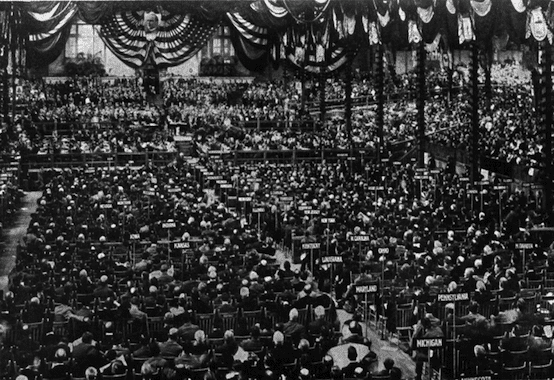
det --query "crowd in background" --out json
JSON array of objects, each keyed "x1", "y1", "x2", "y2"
[{"x1": 0, "y1": 61, "x2": 543, "y2": 168}]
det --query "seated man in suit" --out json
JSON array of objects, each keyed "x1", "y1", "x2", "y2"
[
  {"x1": 241, "y1": 325, "x2": 264, "y2": 353},
  {"x1": 283, "y1": 308, "x2": 306, "y2": 344},
  {"x1": 342, "y1": 346, "x2": 366, "y2": 378}
]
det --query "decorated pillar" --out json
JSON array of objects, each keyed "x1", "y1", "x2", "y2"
[
  {"x1": 10, "y1": 6, "x2": 18, "y2": 130},
  {"x1": 540, "y1": 41, "x2": 553, "y2": 217},
  {"x1": 345, "y1": 60, "x2": 352, "y2": 147},
  {"x1": 319, "y1": 72, "x2": 326, "y2": 122},
  {"x1": 376, "y1": 44, "x2": 384, "y2": 161},
  {"x1": 469, "y1": 42, "x2": 480, "y2": 183},
  {"x1": 417, "y1": 41, "x2": 426, "y2": 167}
]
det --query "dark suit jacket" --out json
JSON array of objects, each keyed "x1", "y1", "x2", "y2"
[
  {"x1": 159, "y1": 340, "x2": 183, "y2": 358},
  {"x1": 283, "y1": 320, "x2": 306, "y2": 340},
  {"x1": 241, "y1": 338, "x2": 264, "y2": 352}
]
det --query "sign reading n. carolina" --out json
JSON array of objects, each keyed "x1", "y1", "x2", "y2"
[
  {"x1": 415, "y1": 338, "x2": 444, "y2": 348},
  {"x1": 354, "y1": 284, "x2": 378, "y2": 294},
  {"x1": 437, "y1": 293, "x2": 470, "y2": 302},
  {"x1": 321, "y1": 256, "x2": 343, "y2": 264},
  {"x1": 302, "y1": 243, "x2": 321, "y2": 250}
]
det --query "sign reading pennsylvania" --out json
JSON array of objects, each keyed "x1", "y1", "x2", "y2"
[
  {"x1": 354, "y1": 284, "x2": 378, "y2": 294},
  {"x1": 350, "y1": 235, "x2": 371, "y2": 242},
  {"x1": 302, "y1": 243, "x2": 321, "y2": 250},
  {"x1": 437, "y1": 293, "x2": 470, "y2": 302},
  {"x1": 415, "y1": 338, "x2": 444, "y2": 348},
  {"x1": 321, "y1": 256, "x2": 343, "y2": 264}
]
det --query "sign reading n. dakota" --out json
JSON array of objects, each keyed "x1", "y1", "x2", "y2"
[
  {"x1": 515, "y1": 242, "x2": 535, "y2": 250},
  {"x1": 437, "y1": 293, "x2": 470, "y2": 302}
]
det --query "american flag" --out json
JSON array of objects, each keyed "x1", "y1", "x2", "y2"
[{"x1": 100, "y1": 10, "x2": 220, "y2": 69}]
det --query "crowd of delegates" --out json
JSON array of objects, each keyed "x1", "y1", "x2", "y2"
[
  {"x1": 1, "y1": 151, "x2": 552, "y2": 380},
  {"x1": 0, "y1": 157, "x2": 395, "y2": 380},
  {"x1": 199, "y1": 156, "x2": 548, "y2": 379},
  {"x1": 0, "y1": 169, "x2": 24, "y2": 237}
]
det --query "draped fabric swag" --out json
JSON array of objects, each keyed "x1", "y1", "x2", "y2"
[{"x1": 16, "y1": 0, "x2": 554, "y2": 72}]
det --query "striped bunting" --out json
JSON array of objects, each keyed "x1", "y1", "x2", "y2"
[
  {"x1": 227, "y1": 12, "x2": 269, "y2": 47},
  {"x1": 99, "y1": 11, "x2": 219, "y2": 69}
]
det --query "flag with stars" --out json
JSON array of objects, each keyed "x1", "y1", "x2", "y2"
[{"x1": 100, "y1": 10, "x2": 220, "y2": 69}]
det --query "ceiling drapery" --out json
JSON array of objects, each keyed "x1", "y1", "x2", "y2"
[{"x1": 13, "y1": 0, "x2": 554, "y2": 72}]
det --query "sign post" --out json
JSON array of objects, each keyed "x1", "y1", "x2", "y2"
[
  {"x1": 302, "y1": 242, "x2": 321, "y2": 273},
  {"x1": 321, "y1": 217, "x2": 336, "y2": 255},
  {"x1": 321, "y1": 255, "x2": 343, "y2": 294},
  {"x1": 437, "y1": 292, "x2": 469, "y2": 379},
  {"x1": 415, "y1": 338, "x2": 445, "y2": 380},
  {"x1": 238, "y1": 196, "x2": 252, "y2": 218},
  {"x1": 252, "y1": 206, "x2": 264, "y2": 235},
  {"x1": 354, "y1": 283, "x2": 379, "y2": 333},
  {"x1": 162, "y1": 221, "x2": 177, "y2": 262},
  {"x1": 349, "y1": 235, "x2": 371, "y2": 265},
  {"x1": 129, "y1": 233, "x2": 140, "y2": 265},
  {"x1": 494, "y1": 185, "x2": 507, "y2": 231},
  {"x1": 515, "y1": 242, "x2": 535, "y2": 273}
]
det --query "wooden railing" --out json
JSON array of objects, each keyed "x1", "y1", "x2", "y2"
[
  {"x1": 203, "y1": 148, "x2": 375, "y2": 164},
  {"x1": 19, "y1": 151, "x2": 178, "y2": 171}
]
